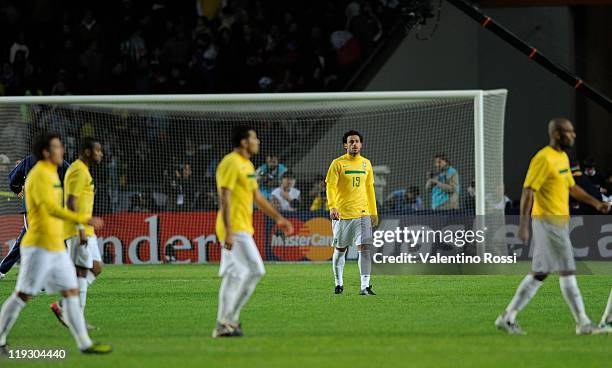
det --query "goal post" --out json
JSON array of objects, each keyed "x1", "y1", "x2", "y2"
[{"x1": 0, "y1": 90, "x2": 507, "y2": 263}]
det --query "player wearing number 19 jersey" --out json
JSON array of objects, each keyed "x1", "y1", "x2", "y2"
[{"x1": 326, "y1": 130, "x2": 378, "y2": 295}]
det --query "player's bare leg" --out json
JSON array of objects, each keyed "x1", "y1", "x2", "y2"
[{"x1": 332, "y1": 247, "x2": 346, "y2": 294}]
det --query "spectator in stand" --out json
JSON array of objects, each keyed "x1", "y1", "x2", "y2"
[
  {"x1": 425, "y1": 153, "x2": 459, "y2": 210},
  {"x1": 485, "y1": 184, "x2": 512, "y2": 211},
  {"x1": 0, "y1": 62, "x2": 16, "y2": 95},
  {"x1": 271, "y1": 171, "x2": 300, "y2": 212},
  {"x1": 603, "y1": 173, "x2": 612, "y2": 202},
  {"x1": 385, "y1": 186, "x2": 422, "y2": 211},
  {"x1": 256, "y1": 153, "x2": 287, "y2": 199},
  {"x1": 582, "y1": 157, "x2": 607, "y2": 194},
  {"x1": 121, "y1": 27, "x2": 147, "y2": 65},
  {"x1": 568, "y1": 152, "x2": 603, "y2": 213},
  {"x1": 9, "y1": 32, "x2": 29, "y2": 64},
  {"x1": 308, "y1": 175, "x2": 328, "y2": 212},
  {"x1": 347, "y1": 1, "x2": 383, "y2": 55},
  {"x1": 78, "y1": 10, "x2": 102, "y2": 48}
]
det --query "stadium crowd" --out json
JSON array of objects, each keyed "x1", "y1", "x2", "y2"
[{"x1": 0, "y1": 0, "x2": 400, "y2": 96}]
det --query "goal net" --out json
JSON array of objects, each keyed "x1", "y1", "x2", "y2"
[{"x1": 0, "y1": 91, "x2": 507, "y2": 264}]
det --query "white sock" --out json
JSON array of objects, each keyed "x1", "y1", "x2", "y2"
[
  {"x1": 217, "y1": 274, "x2": 240, "y2": 324},
  {"x1": 230, "y1": 274, "x2": 262, "y2": 323},
  {"x1": 332, "y1": 249, "x2": 345, "y2": 287},
  {"x1": 0, "y1": 293, "x2": 26, "y2": 346},
  {"x1": 602, "y1": 288, "x2": 612, "y2": 324},
  {"x1": 63, "y1": 296, "x2": 93, "y2": 350},
  {"x1": 505, "y1": 274, "x2": 542, "y2": 323},
  {"x1": 77, "y1": 277, "x2": 88, "y2": 312},
  {"x1": 358, "y1": 249, "x2": 371, "y2": 289},
  {"x1": 559, "y1": 275, "x2": 590, "y2": 325}
]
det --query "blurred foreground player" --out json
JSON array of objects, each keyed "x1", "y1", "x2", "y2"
[
  {"x1": 213, "y1": 126, "x2": 293, "y2": 338},
  {"x1": 0, "y1": 133, "x2": 111, "y2": 355},
  {"x1": 0, "y1": 154, "x2": 69, "y2": 279},
  {"x1": 495, "y1": 118, "x2": 612, "y2": 335}
]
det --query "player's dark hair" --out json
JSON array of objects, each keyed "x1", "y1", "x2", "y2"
[
  {"x1": 232, "y1": 126, "x2": 255, "y2": 148},
  {"x1": 32, "y1": 132, "x2": 61, "y2": 161},
  {"x1": 79, "y1": 136, "x2": 101, "y2": 154},
  {"x1": 342, "y1": 130, "x2": 363, "y2": 144},
  {"x1": 282, "y1": 171, "x2": 296, "y2": 180},
  {"x1": 435, "y1": 153, "x2": 449, "y2": 164}
]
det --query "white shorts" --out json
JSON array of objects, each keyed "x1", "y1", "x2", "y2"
[
  {"x1": 531, "y1": 218, "x2": 576, "y2": 273},
  {"x1": 219, "y1": 232, "x2": 265, "y2": 278},
  {"x1": 332, "y1": 216, "x2": 373, "y2": 248},
  {"x1": 15, "y1": 246, "x2": 78, "y2": 295},
  {"x1": 66, "y1": 235, "x2": 102, "y2": 269}
]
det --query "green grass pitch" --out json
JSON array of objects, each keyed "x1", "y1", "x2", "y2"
[{"x1": 0, "y1": 263, "x2": 610, "y2": 367}]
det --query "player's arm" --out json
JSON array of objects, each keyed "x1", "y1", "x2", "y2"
[
  {"x1": 518, "y1": 187, "x2": 534, "y2": 244},
  {"x1": 570, "y1": 185, "x2": 611, "y2": 214},
  {"x1": 218, "y1": 187, "x2": 235, "y2": 249},
  {"x1": 66, "y1": 194, "x2": 88, "y2": 245},
  {"x1": 519, "y1": 155, "x2": 548, "y2": 244},
  {"x1": 254, "y1": 190, "x2": 294, "y2": 235},
  {"x1": 325, "y1": 161, "x2": 340, "y2": 220},
  {"x1": 8, "y1": 157, "x2": 27, "y2": 195},
  {"x1": 32, "y1": 175, "x2": 102, "y2": 229},
  {"x1": 366, "y1": 161, "x2": 378, "y2": 226},
  {"x1": 65, "y1": 169, "x2": 89, "y2": 245},
  {"x1": 435, "y1": 172, "x2": 458, "y2": 193}
]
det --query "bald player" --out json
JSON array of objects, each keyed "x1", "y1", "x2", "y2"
[{"x1": 495, "y1": 118, "x2": 612, "y2": 335}]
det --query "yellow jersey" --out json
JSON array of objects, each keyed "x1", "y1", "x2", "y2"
[
  {"x1": 63, "y1": 159, "x2": 95, "y2": 238},
  {"x1": 22, "y1": 160, "x2": 89, "y2": 252},
  {"x1": 326, "y1": 153, "x2": 377, "y2": 219},
  {"x1": 523, "y1": 146, "x2": 575, "y2": 219},
  {"x1": 215, "y1": 151, "x2": 258, "y2": 242}
]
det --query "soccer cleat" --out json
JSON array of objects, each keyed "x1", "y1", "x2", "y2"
[
  {"x1": 599, "y1": 320, "x2": 612, "y2": 329},
  {"x1": 0, "y1": 344, "x2": 9, "y2": 357},
  {"x1": 334, "y1": 285, "x2": 343, "y2": 294},
  {"x1": 495, "y1": 313, "x2": 525, "y2": 335},
  {"x1": 212, "y1": 322, "x2": 241, "y2": 338},
  {"x1": 234, "y1": 323, "x2": 244, "y2": 337},
  {"x1": 359, "y1": 286, "x2": 376, "y2": 296},
  {"x1": 576, "y1": 323, "x2": 612, "y2": 335},
  {"x1": 81, "y1": 342, "x2": 113, "y2": 354},
  {"x1": 50, "y1": 301, "x2": 68, "y2": 328},
  {"x1": 0, "y1": 272, "x2": 5, "y2": 280}
]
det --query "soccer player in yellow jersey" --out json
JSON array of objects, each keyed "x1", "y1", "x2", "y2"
[
  {"x1": 0, "y1": 133, "x2": 112, "y2": 355},
  {"x1": 495, "y1": 119, "x2": 612, "y2": 335},
  {"x1": 50, "y1": 137, "x2": 104, "y2": 330},
  {"x1": 326, "y1": 130, "x2": 378, "y2": 295},
  {"x1": 213, "y1": 126, "x2": 294, "y2": 338}
]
